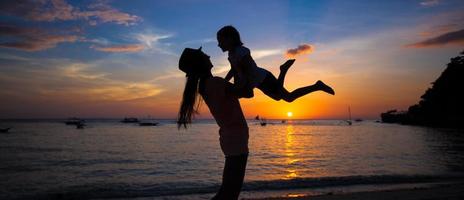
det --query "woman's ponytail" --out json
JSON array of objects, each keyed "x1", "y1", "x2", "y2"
[{"x1": 177, "y1": 75, "x2": 202, "y2": 128}]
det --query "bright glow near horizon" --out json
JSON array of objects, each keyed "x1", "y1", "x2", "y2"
[{"x1": 287, "y1": 112, "x2": 293, "y2": 118}]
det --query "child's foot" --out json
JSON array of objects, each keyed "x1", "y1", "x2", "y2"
[
  {"x1": 280, "y1": 59, "x2": 295, "y2": 72},
  {"x1": 316, "y1": 80, "x2": 335, "y2": 95}
]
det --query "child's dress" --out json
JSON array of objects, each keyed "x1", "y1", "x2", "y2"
[{"x1": 228, "y1": 46, "x2": 268, "y2": 90}]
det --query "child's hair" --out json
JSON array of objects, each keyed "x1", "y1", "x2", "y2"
[
  {"x1": 217, "y1": 25, "x2": 243, "y2": 47},
  {"x1": 177, "y1": 48, "x2": 211, "y2": 129}
]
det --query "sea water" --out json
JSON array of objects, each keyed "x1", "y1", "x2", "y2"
[{"x1": 1, "y1": 119, "x2": 463, "y2": 199}]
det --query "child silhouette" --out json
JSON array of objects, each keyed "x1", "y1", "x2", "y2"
[{"x1": 217, "y1": 25, "x2": 335, "y2": 101}]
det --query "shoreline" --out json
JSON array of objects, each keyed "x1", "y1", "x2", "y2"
[{"x1": 244, "y1": 182, "x2": 464, "y2": 200}]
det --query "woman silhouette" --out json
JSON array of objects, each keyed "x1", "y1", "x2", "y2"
[{"x1": 177, "y1": 47, "x2": 249, "y2": 199}]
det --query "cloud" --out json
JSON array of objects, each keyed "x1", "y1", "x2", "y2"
[
  {"x1": 252, "y1": 49, "x2": 282, "y2": 59},
  {"x1": 285, "y1": 44, "x2": 315, "y2": 57},
  {"x1": 78, "y1": 1, "x2": 141, "y2": 26},
  {"x1": 88, "y1": 32, "x2": 173, "y2": 53},
  {"x1": 135, "y1": 33, "x2": 172, "y2": 48},
  {"x1": 183, "y1": 38, "x2": 216, "y2": 45},
  {"x1": 133, "y1": 33, "x2": 175, "y2": 55},
  {"x1": 63, "y1": 63, "x2": 109, "y2": 80},
  {"x1": 420, "y1": 0, "x2": 440, "y2": 7},
  {"x1": 419, "y1": 24, "x2": 459, "y2": 37},
  {"x1": 406, "y1": 29, "x2": 464, "y2": 48},
  {"x1": 149, "y1": 72, "x2": 184, "y2": 82},
  {"x1": 0, "y1": 0, "x2": 140, "y2": 26},
  {"x1": 83, "y1": 83, "x2": 163, "y2": 101},
  {"x1": 55, "y1": 60, "x2": 164, "y2": 101},
  {"x1": 61, "y1": 62, "x2": 164, "y2": 101},
  {"x1": 0, "y1": 23, "x2": 79, "y2": 51},
  {"x1": 91, "y1": 44, "x2": 145, "y2": 52}
]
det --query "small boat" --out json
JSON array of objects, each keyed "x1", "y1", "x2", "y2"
[
  {"x1": 355, "y1": 118, "x2": 363, "y2": 122},
  {"x1": 260, "y1": 118, "x2": 267, "y2": 126},
  {"x1": 346, "y1": 106, "x2": 352, "y2": 125},
  {"x1": 64, "y1": 118, "x2": 84, "y2": 125},
  {"x1": 0, "y1": 127, "x2": 11, "y2": 133},
  {"x1": 121, "y1": 117, "x2": 139, "y2": 123},
  {"x1": 139, "y1": 121, "x2": 158, "y2": 126},
  {"x1": 76, "y1": 122, "x2": 85, "y2": 129}
]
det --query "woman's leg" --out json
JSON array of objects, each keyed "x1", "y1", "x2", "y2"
[{"x1": 212, "y1": 154, "x2": 248, "y2": 200}]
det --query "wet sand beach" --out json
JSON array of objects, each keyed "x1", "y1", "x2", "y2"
[{"x1": 246, "y1": 182, "x2": 464, "y2": 200}]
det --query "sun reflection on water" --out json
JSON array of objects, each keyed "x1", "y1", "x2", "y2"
[{"x1": 284, "y1": 125, "x2": 299, "y2": 179}]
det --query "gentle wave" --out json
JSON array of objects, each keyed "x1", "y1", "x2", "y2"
[{"x1": 11, "y1": 174, "x2": 464, "y2": 200}]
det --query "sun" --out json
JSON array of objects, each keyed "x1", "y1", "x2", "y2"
[{"x1": 287, "y1": 112, "x2": 293, "y2": 118}]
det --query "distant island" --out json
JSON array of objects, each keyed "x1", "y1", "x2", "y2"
[{"x1": 381, "y1": 50, "x2": 464, "y2": 128}]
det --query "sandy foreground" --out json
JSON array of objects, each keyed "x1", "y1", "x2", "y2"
[{"x1": 243, "y1": 182, "x2": 464, "y2": 200}]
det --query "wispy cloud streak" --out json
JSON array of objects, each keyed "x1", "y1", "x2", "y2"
[
  {"x1": 406, "y1": 29, "x2": 464, "y2": 48},
  {"x1": 0, "y1": 0, "x2": 141, "y2": 25},
  {"x1": 0, "y1": 23, "x2": 79, "y2": 51}
]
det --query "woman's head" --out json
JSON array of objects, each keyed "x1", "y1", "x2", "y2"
[
  {"x1": 177, "y1": 47, "x2": 213, "y2": 129},
  {"x1": 179, "y1": 47, "x2": 213, "y2": 77},
  {"x1": 217, "y1": 25, "x2": 243, "y2": 52}
]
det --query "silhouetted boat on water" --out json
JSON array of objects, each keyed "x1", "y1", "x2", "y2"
[
  {"x1": 139, "y1": 120, "x2": 158, "y2": 126},
  {"x1": 0, "y1": 127, "x2": 11, "y2": 133},
  {"x1": 346, "y1": 106, "x2": 352, "y2": 125},
  {"x1": 259, "y1": 118, "x2": 267, "y2": 126},
  {"x1": 121, "y1": 117, "x2": 139, "y2": 123},
  {"x1": 64, "y1": 118, "x2": 84, "y2": 125},
  {"x1": 76, "y1": 122, "x2": 85, "y2": 129}
]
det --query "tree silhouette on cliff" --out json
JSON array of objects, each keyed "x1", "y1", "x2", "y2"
[{"x1": 407, "y1": 50, "x2": 464, "y2": 127}]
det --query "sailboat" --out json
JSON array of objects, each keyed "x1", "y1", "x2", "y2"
[
  {"x1": 346, "y1": 106, "x2": 352, "y2": 125},
  {"x1": 260, "y1": 118, "x2": 267, "y2": 126}
]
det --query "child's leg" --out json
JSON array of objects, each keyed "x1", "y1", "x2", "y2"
[
  {"x1": 282, "y1": 80, "x2": 335, "y2": 102},
  {"x1": 258, "y1": 72, "x2": 284, "y2": 101},
  {"x1": 258, "y1": 73, "x2": 334, "y2": 102},
  {"x1": 277, "y1": 59, "x2": 295, "y2": 87},
  {"x1": 258, "y1": 70, "x2": 335, "y2": 102}
]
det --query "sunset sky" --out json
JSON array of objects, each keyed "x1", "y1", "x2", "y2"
[{"x1": 1, "y1": 0, "x2": 463, "y2": 119}]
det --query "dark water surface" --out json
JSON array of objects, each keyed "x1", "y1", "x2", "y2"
[{"x1": 1, "y1": 120, "x2": 463, "y2": 199}]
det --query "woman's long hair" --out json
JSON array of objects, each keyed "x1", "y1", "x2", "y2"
[
  {"x1": 177, "y1": 48, "x2": 211, "y2": 129},
  {"x1": 177, "y1": 74, "x2": 202, "y2": 128}
]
